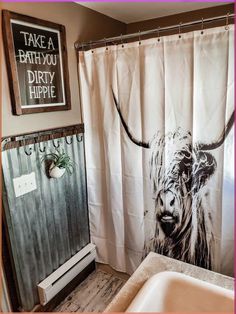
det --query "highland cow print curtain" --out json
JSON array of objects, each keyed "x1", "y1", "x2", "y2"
[{"x1": 78, "y1": 25, "x2": 234, "y2": 276}]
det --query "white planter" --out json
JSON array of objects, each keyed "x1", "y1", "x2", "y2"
[{"x1": 49, "y1": 163, "x2": 66, "y2": 179}]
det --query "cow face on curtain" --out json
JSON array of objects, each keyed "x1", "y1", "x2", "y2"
[{"x1": 111, "y1": 90, "x2": 234, "y2": 270}]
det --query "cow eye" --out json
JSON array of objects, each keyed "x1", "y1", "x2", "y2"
[
  {"x1": 170, "y1": 198, "x2": 175, "y2": 206},
  {"x1": 160, "y1": 197, "x2": 163, "y2": 206}
]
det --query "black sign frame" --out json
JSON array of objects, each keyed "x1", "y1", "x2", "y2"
[{"x1": 2, "y1": 10, "x2": 71, "y2": 115}]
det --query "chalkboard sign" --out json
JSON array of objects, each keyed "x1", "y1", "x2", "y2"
[{"x1": 3, "y1": 11, "x2": 71, "y2": 115}]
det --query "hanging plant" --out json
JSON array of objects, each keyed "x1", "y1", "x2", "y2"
[{"x1": 41, "y1": 149, "x2": 75, "y2": 179}]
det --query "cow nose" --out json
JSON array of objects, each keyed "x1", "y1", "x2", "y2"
[
  {"x1": 160, "y1": 193, "x2": 176, "y2": 213},
  {"x1": 159, "y1": 195, "x2": 175, "y2": 206},
  {"x1": 166, "y1": 197, "x2": 175, "y2": 212}
]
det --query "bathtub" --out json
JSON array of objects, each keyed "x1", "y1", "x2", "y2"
[{"x1": 126, "y1": 271, "x2": 234, "y2": 312}]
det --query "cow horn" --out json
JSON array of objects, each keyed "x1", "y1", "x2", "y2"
[
  {"x1": 198, "y1": 111, "x2": 234, "y2": 150},
  {"x1": 111, "y1": 89, "x2": 150, "y2": 149}
]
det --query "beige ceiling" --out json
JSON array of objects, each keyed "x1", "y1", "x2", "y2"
[{"x1": 77, "y1": 2, "x2": 230, "y2": 23}]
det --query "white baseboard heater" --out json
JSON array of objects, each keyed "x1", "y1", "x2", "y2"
[{"x1": 37, "y1": 243, "x2": 96, "y2": 306}]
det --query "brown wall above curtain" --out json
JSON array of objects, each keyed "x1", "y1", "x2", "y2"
[{"x1": 127, "y1": 4, "x2": 234, "y2": 36}]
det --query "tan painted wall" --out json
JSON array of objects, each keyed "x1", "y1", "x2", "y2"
[{"x1": 1, "y1": 2, "x2": 126, "y2": 136}]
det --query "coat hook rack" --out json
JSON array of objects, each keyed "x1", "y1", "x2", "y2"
[{"x1": 2, "y1": 124, "x2": 84, "y2": 152}]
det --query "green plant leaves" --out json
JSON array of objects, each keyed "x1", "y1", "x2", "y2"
[{"x1": 41, "y1": 148, "x2": 75, "y2": 175}]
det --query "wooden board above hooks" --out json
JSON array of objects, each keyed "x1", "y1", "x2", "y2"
[{"x1": 2, "y1": 124, "x2": 84, "y2": 151}]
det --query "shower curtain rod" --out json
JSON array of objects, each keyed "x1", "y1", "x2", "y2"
[{"x1": 75, "y1": 13, "x2": 234, "y2": 51}]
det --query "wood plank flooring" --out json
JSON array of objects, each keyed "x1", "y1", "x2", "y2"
[{"x1": 54, "y1": 269, "x2": 127, "y2": 312}]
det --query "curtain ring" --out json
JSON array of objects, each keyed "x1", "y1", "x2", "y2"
[
  {"x1": 76, "y1": 134, "x2": 83, "y2": 142},
  {"x1": 201, "y1": 18, "x2": 204, "y2": 34},
  {"x1": 225, "y1": 12, "x2": 229, "y2": 30},
  {"x1": 178, "y1": 22, "x2": 182, "y2": 38},
  {"x1": 138, "y1": 30, "x2": 141, "y2": 45},
  {"x1": 157, "y1": 26, "x2": 161, "y2": 42}
]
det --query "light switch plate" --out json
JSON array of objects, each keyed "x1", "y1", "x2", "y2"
[{"x1": 13, "y1": 172, "x2": 37, "y2": 197}]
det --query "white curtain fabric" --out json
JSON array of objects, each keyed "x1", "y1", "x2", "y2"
[{"x1": 78, "y1": 25, "x2": 234, "y2": 276}]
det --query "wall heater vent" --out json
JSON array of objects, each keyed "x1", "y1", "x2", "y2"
[{"x1": 37, "y1": 243, "x2": 96, "y2": 305}]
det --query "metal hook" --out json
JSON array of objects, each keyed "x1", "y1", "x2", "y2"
[
  {"x1": 39, "y1": 141, "x2": 46, "y2": 153},
  {"x1": 201, "y1": 18, "x2": 204, "y2": 34},
  {"x1": 225, "y1": 12, "x2": 229, "y2": 30},
  {"x1": 65, "y1": 135, "x2": 73, "y2": 145},
  {"x1": 178, "y1": 22, "x2": 182, "y2": 38},
  {"x1": 52, "y1": 138, "x2": 60, "y2": 148},
  {"x1": 24, "y1": 147, "x2": 32, "y2": 156},
  {"x1": 76, "y1": 134, "x2": 83, "y2": 142},
  {"x1": 138, "y1": 30, "x2": 141, "y2": 45},
  {"x1": 120, "y1": 34, "x2": 124, "y2": 48},
  {"x1": 23, "y1": 138, "x2": 33, "y2": 156},
  {"x1": 104, "y1": 38, "x2": 108, "y2": 51},
  {"x1": 157, "y1": 26, "x2": 161, "y2": 42},
  {"x1": 90, "y1": 40, "x2": 94, "y2": 53}
]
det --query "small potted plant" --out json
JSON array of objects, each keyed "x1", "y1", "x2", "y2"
[{"x1": 41, "y1": 149, "x2": 75, "y2": 179}]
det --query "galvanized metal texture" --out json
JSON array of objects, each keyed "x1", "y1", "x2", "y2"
[{"x1": 2, "y1": 131, "x2": 90, "y2": 311}]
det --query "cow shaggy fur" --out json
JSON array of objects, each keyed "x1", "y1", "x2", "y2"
[{"x1": 144, "y1": 128, "x2": 217, "y2": 269}]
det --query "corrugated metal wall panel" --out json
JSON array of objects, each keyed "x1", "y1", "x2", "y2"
[{"x1": 2, "y1": 133, "x2": 90, "y2": 311}]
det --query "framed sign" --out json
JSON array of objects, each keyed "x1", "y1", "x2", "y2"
[{"x1": 2, "y1": 10, "x2": 71, "y2": 115}]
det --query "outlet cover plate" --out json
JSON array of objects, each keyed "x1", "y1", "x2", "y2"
[{"x1": 13, "y1": 172, "x2": 37, "y2": 197}]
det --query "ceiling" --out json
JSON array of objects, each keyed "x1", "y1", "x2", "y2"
[{"x1": 77, "y1": 2, "x2": 230, "y2": 24}]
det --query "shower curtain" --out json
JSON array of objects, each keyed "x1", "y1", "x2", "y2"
[{"x1": 78, "y1": 25, "x2": 234, "y2": 276}]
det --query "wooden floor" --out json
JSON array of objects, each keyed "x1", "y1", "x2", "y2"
[{"x1": 54, "y1": 267, "x2": 128, "y2": 312}]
